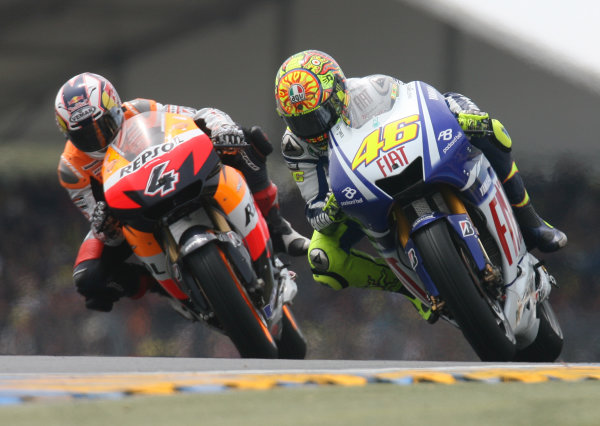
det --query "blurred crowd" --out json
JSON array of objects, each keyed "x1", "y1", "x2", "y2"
[{"x1": 0, "y1": 156, "x2": 598, "y2": 361}]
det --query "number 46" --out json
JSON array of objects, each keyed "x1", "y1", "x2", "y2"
[{"x1": 351, "y1": 114, "x2": 420, "y2": 170}]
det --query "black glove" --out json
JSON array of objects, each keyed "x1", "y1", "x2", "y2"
[{"x1": 91, "y1": 201, "x2": 123, "y2": 242}]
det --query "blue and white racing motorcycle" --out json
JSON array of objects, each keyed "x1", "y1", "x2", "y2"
[{"x1": 328, "y1": 81, "x2": 563, "y2": 362}]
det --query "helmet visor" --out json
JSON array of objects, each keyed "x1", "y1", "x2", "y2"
[
  {"x1": 68, "y1": 107, "x2": 123, "y2": 153},
  {"x1": 283, "y1": 95, "x2": 340, "y2": 140}
]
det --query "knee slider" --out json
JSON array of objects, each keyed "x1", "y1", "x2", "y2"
[{"x1": 308, "y1": 246, "x2": 348, "y2": 291}]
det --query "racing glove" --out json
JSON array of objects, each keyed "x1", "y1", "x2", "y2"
[
  {"x1": 91, "y1": 201, "x2": 124, "y2": 245},
  {"x1": 307, "y1": 192, "x2": 345, "y2": 233},
  {"x1": 193, "y1": 108, "x2": 245, "y2": 146},
  {"x1": 323, "y1": 192, "x2": 342, "y2": 222},
  {"x1": 457, "y1": 111, "x2": 513, "y2": 151},
  {"x1": 456, "y1": 110, "x2": 491, "y2": 135}
]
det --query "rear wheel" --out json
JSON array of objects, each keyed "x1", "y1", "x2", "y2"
[
  {"x1": 184, "y1": 242, "x2": 278, "y2": 358},
  {"x1": 513, "y1": 300, "x2": 563, "y2": 362},
  {"x1": 277, "y1": 305, "x2": 307, "y2": 359},
  {"x1": 414, "y1": 220, "x2": 516, "y2": 361}
]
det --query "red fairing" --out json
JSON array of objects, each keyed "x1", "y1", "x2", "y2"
[
  {"x1": 244, "y1": 203, "x2": 271, "y2": 260},
  {"x1": 105, "y1": 134, "x2": 214, "y2": 211}
]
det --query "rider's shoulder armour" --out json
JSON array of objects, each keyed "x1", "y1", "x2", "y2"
[{"x1": 281, "y1": 130, "x2": 326, "y2": 163}]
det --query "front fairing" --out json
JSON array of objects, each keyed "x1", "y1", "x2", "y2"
[
  {"x1": 328, "y1": 81, "x2": 475, "y2": 233},
  {"x1": 102, "y1": 111, "x2": 221, "y2": 226}
]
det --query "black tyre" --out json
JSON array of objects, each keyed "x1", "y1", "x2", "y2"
[
  {"x1": 277, "y1": 305, "x2": 307, "y2": 359},
  {"x1": 414, "y1": 220, "x2": 516, "y2": 361},
  {"x1": 184, "y1": 242, "x2": 278, "y2": 358},
  {"x1": 513, "y1": 300, "x2": 563, "y2": 362}
]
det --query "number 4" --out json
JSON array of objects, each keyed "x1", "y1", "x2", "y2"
[{"x1": 145, "y1": 162, "x2": 180, "y2": 196}]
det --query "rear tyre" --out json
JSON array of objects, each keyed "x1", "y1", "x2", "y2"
[
  {"x1": 513, "y1": 300, "x2": 563, "y2": 362},
  {"x1": 414, "y1": 220, "x2": 516, "y2": 361},
  {"x1": 277, "y1": 305, "x2": 307, "y2": 359},
  {"x1": 184, "y1": 242, "x2": 278, "y2": 358}
]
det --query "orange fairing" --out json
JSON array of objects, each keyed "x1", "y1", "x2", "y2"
[
  {"x1": 122, "y1": 225, "x2": 188, "y2": 300},
  {"x1": 123, "y1": 226, "x2": 163, "y2": 258},
  {"x1": 213, "y1": 166, "x2": 248, "y2": 215},
  {"x1": 103, "y1": 145, "x2": 129, "y2": 183},
  {"x1": 213, "y1": 166, "x2": 269, "y2": 260}
]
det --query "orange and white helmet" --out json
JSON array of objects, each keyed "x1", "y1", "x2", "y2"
[{"x1": 54, "y1": 72, "x2": 123, "y2": 154}]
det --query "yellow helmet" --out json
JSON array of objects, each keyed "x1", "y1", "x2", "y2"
[{"x1": 275, "y1": 50, "x2": 348, "y2": 142}]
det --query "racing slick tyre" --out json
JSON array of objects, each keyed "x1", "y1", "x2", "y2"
[
  {"x1": 277, "y1": 304, "x2": 307, "y2": 359},
  {"x1": 184, "y1": 242, "x2": 279, "y2": 359},
  {"x1": 513, "y1": 300, "x2": 563, "y2": 362},
  {"x1": 414, "y1": 220, "x2": 517, "y2": 361}
]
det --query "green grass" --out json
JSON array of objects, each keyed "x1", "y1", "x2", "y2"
[{"x1": 1, "y1": 381, "x2": 599, "y2": 426}]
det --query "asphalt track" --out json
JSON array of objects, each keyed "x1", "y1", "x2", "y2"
[{"x1": 1, "y1": 356, "x2": 599, "y2": 405}]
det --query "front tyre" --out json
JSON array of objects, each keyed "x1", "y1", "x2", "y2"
[
  {"x1": 277, "y1": 305, "x2": 307, "y2": 359},
  {"x1": 414, "y1": 220, "x2": 516, "y2": 361},
  {"x1": 513, "y1": 300, "x2": 563, "y2": 362},
  {"x1": 184, "y1": 242, "x2": 278, "y2": 359}
]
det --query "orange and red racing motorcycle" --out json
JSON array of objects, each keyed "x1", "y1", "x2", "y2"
[{"x1": 102, "y1": 110, "x2": 306, "y2": 359}]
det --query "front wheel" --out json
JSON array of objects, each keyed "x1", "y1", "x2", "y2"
[
  {"x1": 184, "y1": 242, "x2": 278, "y2": 358},
  {"x1": 513, "y1": 300, "x2": 563, "y2": 362},
  {"x1": 276, "y1": 305, "x2": 307, "y2": 359},
  {"x1": 414, "y1": 220, "x2": 516, "y2": 361}
]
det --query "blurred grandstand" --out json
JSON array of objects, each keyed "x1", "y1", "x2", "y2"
[{"x1": 1, "y1": 0, "x2": 599, "y2": 361}]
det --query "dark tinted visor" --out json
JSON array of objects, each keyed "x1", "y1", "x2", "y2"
[
  {"x1": 283, "y1": 95, "x2": 340, "y2": 140},
  {"x1": 69, "y1": 107, "x2": 123, "y2": 152}
]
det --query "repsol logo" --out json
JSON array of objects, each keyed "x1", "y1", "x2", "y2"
[{"x1": 119, "y1": 141, "x2": 182, "y2": 178}]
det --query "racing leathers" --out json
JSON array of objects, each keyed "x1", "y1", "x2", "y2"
[
  {"x1": 281, "y1": 74, "x2": 566, "y2": 321},
  {"x1": 59, "y1": 98, "x2": 308, "y2": 311}
]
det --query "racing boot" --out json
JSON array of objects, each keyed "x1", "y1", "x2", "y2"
[
  {"x1": 396, "y1": 285, "x2": 438, "y2": 324},
  {"x1": 254, "y1": 182, "x2": 310, "y2": 256},
  {"x1": 502, "y1": 162, "x2": 567, "y2": 252}
]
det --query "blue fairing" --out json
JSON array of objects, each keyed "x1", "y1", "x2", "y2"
[
  {"x1": 328, "y1": 134, "x2": 393, "y2": 232},
  {"x1": 327, "y1": 81, "x2": 481, "y2": 233},
  {"x1": 416, "y1": 82, "x2": 476, "y2": 189}
]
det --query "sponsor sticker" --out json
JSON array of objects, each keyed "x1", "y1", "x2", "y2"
[{"x1": 459, "y1": 219, "x2": 475, "y2": 237}]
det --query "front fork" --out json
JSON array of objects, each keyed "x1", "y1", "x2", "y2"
[{"x1": 393, "y1": 185, "x2": 501, "y2": 314}]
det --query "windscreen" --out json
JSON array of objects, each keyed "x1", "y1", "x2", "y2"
[{"x1": 111, "y1": 111, "x2": 166, "y2": 162}]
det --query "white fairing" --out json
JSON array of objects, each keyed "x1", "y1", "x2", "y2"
[{"x1": 469, "y1": 156, "x2": 541, "y2": 345}]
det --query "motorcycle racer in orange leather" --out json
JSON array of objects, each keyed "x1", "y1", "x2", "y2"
[{"x1": 56, "y1": 72, "x2": 309, "y2": 312}]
